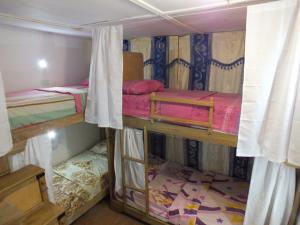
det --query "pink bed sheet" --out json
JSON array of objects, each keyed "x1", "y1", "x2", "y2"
[{"x1": 123, "y1": 90, "x2": 241, "y2": 134}]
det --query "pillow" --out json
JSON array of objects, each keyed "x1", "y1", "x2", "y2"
[
  {"x1": 89, "y1": 141, "x2": 107, "y2": 154},
  {"x1": 80, "y1": 78, "x2": 89, "y2": 86},
  {"x1": 123, "y1": 80, "x2": 164, "y2": 95}
]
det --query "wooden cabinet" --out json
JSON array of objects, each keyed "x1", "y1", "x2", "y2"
[{"x1": 0, "y1": 165, "x2": 65, "y2": 225}]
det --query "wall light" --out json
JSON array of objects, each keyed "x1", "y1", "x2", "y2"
[
  {"x1": 47, "y1": 130, "x2": 56, "y2": 140},
  {"x1": 38, "y1": 59, "x2": 48, "y2": 69}
]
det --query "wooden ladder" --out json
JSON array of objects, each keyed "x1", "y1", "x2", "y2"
[
  {"x1": 0, "y1": 165, "x2": 66, "y2": 225},
  {"x1": 120, "y1": 127, "x2": 150, "y2": 215}
]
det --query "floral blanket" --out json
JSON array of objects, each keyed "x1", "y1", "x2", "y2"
[
  {"x1": 53, "y1": 149, "x2": 108, "y2": 217},
  {"x1": 117, "y1": 161, "x2": 249, "y2": 225}
]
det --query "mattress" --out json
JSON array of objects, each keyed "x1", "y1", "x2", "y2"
[
  {"x1": 53, "y1": 145, "x2": 108, "y2": 217},
  {"x1": 116, "y1": 161, "x2": 249, "y2": 225},
  {"x1": 123, "y1": 90, "x2": 241, "y2": 134},
  {"x1": 6, "y1": 86, "x2": 87, "y2": 129}
]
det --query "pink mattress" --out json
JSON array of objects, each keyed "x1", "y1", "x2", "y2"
[
  {"x1": 123, "y1": 90, "x2": 241, "y2": 134},
  {"x1": 116, "y1": 161, "x2": 249, "y2": 225}
]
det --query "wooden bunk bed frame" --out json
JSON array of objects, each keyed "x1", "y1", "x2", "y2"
[
  {"x1": 107, "y1": 52, "x2": 300, "y2": 225},
  {"x1": 0, "y1": 52, "x2": 143, "y2": 224},
  {"x1": 107, "y1": 52, "x2": 239, "y2": 225}
]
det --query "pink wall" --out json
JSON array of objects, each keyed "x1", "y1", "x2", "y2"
[{"x1": 0, "y1": 24, "x2": 92, "y2": 92}]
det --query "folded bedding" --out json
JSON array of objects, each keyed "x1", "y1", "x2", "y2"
[
  {"x1": 6, "y1": 86, "x2": 88, "y2": 129},
  {"x1": 123, "y1": 89, "x2": 241, "y2": 134},
  {"x1": 53, "y1": 142, "x2": 108, "y2": 217},
  {"x1": 116, "y1": 161, "x2": 249, "y2": 225}
]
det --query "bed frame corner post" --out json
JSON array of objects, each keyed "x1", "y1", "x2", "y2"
[
  {"x1": 208, "y1": 97, "x2": 214, "y2": 135},
  {"x1": 150, "y1": 92, "x2": 156, "y2": 123},
  {"x1": 143, "y1": 126, "x2": 150, "y2": 216},
  {"x1": 105, "y1": 128, "x2": 116, "y2": 204}
]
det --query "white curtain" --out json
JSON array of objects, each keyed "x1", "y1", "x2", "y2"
[
  {"x1": 9, "y1": 134, "x2": 54, "y2": 202},
  {"x1": 237, "y1": 0, "x2": 300, "y2": 164},
  {"x1": 0, "y1": 72, "x2": 12, "y2": 157},
  {"x1": 85, "y1": 25, "x2": 123, "y2": 129},
  {"x1": 114, "y1": 127, "x2": 145, "y2": 195},
  {"x1": 244, "y1": 157, "x2": 295, "y2": 225},
  {"x1": 238, "y1": 1, "x2": 299, "y2": 224}
]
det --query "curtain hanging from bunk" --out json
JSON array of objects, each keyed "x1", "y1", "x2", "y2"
[
  {"x1": 244, "y1": 157, "x2": 295, "y2": 225},
  {"x1": 237, "y1": 0, "x2": 300, "y2": 165},
  {"x1": 238, "y1": 1, "x2": 299, "y2": 224},
  {"x1": 85, "y1": 25, "x2": 123, "y2": 129},
  {"x1": 0, "y1": 72, "x2": 12, "y2": 157},
  {"x1": 114, "y1": 128, "x2": 145, "y2": 196},
  {"x1": 9, "y1": 134, "x2": 54, "y2": 202}
]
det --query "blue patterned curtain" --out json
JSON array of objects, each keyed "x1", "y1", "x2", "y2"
[
  {"x1": 189, "y1": 34, "x2": 212, "y2": 90},
  {"x1": 150, "y1": 36, "x2": 168, "y2": 159},
  {"x1": 186, "y1": 34, "x2": 212, "y2": 169},
  {"x1": 123, "y1": 40, "x2": 130, "y2": 51},
  {"x1": 152, "y1": 36, "x2": 168, "y2": 87}
]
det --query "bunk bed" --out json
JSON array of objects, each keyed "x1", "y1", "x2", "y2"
[
  {"x1": 2, "y1": 85, "x2": 111, "y2": 224},
  {"x1": 52, "y1": 141, "x2": 108, "y2": 224},
  {"x1": 1, "y1": 84, "x2": 108, "y2": 224},
  {"x1": 6, "y1": 85, "x2": 88, "y2": 156},
  {"x1": 107, "y1": 52, "x2": 248, "y2": 225}
]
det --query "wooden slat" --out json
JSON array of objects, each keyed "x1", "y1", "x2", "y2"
[
  {"x1": 124, "y1": 184, "x2": 145, "y2": 194},
  {"x1": 151, "y1": 95, "x2": 214, "y2": 107},
  {"x1": 120, "y1": 130, "x2": 127, "y2": 205},
  {"x1": 11, "y1": 113, "x2": 84, "y2": 144},
  {"x1": 123, "y1": 155, "x2": 145, "y2": 164},
  {"x1": 208, "y1": 97, "x2": 214, "y2": 134},
  {"x1": 151, "y1": 114, "x2": 211, "y2": 128},
  {"x1": 106, "y1": 128, "x2": 116, "y2": 202},
  {"x1": 123, "y1": 116, "x2": 237, "y2": 147},
  {"x1": 288, "y1": 171, "x2": 300, "y2": 225},
  {"x1": 143, "y1": 127, "x2": 149, "y2": 216},
  {"x1": 0, "y1": 156, "x2": 10, "y2": 176}
]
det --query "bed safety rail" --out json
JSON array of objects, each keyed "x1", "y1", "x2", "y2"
[{"x1": 150, "y1": 92, "x2": 214, "y2": 134}]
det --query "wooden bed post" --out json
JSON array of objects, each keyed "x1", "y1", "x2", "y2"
[
  {"x1": 288, "y1": 170, "x2": 300, "y2": 225},
  {"x1": 208, "y1": 97, "x2": 214, "y2": 135},
  {"x1": 150, "y1": 92, "x2": 156, "y2": 123},
  {"x1": 120, "y1": 129, "x2": 127, "y2": 208},
  {"x1": 143, "y1": 126, "x2": 149, "y2": 215},
  {"x1": 105, "y1": 128, "x2": 115, "y2": 202}
]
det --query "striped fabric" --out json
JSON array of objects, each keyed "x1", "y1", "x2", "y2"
[{"x1": 6, "y1": 86, "x2": 87, "y2": 129}]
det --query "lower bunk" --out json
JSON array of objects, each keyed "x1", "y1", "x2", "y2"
[
  {"x1": 111, "y1": 128, "x2": 250, "y2": 225},
  {"x1": 52, "y1": 141, "x2": 109, "y2": 224}
]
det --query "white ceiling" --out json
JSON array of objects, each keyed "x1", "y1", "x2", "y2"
[{"x1": 0, "y1": 0, "x2": 275, "y2": 38}]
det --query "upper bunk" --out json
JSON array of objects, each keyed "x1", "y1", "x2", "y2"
[
  {"x1": 122, "y1": 52, "x2": 239, "y2": 148},
  {"x1": 6, "y1": 85, "x2": 88, "y2": 154}
]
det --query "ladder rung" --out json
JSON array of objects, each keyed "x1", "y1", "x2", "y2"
[
  {"x1": 124, "y1": 184, "x2": 145, "y2": 193},
  {"x1": 122, "y1": 155, "x2": 145, "y2": 164}
]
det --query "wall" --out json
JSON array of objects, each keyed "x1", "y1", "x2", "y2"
[
  {"x1": 0, "y1": 24, "x2": 98, "y2": 164},
  {"x1": 52, "y1": 122, "x2": 102, "y2": 165},
  {"x1": 0, "y1": 24, "x2": 92, "y2": 92}
]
